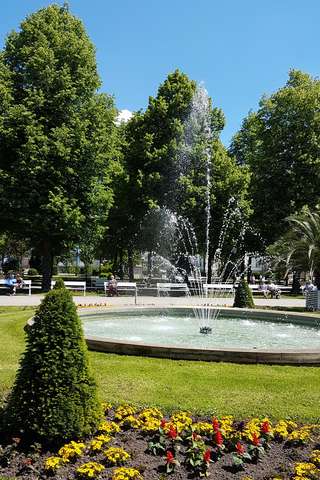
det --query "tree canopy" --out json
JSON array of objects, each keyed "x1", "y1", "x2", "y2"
[
  {"x1": 230, "y1": 69, "x2": 320, "y2": 245},
  {"x1": 0, "y1": 5, "x2": 120, "y2": 288}
]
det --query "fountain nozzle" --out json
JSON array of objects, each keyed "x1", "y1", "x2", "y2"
[{"x1": 199, "y1": 326, "x2": 212, "y2": 335}]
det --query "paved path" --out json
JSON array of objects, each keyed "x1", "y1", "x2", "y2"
[{"x1": 0, "y1": 293, "x2": 306, "y2": 309}]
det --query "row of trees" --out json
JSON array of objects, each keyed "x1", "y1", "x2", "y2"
[{"x1": 1, "y1": 5, "x2": 319, "y2": 288}]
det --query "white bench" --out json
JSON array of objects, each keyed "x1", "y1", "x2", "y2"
[
  {"x1": 51, "y1": 280, "x2": 86, "y2": 296},
  {"x1": 92, "y1": 278, "x2": 106, "y2": 289},
  {"x1": 157, "y1": 283, "x2": 190, "y2": 296},
  {"x1": 104, "y1": 281, "x2": 138, "y2": 305},
  {"x1": 203, "y1": 283, "x2": 234, "y2": 295},
  {"x1": 0, "y1": 279, "x2": 31, "y2": 295}
]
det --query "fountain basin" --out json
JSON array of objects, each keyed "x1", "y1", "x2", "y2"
[{"x1": 81, "y1": 307, "x2": 320, "y2": 365}]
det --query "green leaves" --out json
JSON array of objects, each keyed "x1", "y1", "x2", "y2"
[{"x1": 231, "y1": 69, "x2": 320, "y2": 245}]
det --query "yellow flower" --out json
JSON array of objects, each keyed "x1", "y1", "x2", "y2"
[
  {"x1": 287, "y1": 427, "x2": 311, "y2": 443},
  {"x1": 310, "y1": 449, "x2": 320, "y2": 467},
  {"x1": 115, "y1": 404, "x2": 137, "y2": 420},
  {"x1": 76, "y1": 461, "x2": 105, "y2": 478},
  {"x1": 44, "y1": 456, "x2": 67, "y2": 471},
  {"x1": 90, "y1": 434, "x2": 111, "y2": 451},
  {"x1": 138, "y1": 407, "x2": 163, "y2": 421},
  {"x1": 58, "y1": 441, "x2": 86, "y2": 461},
  {"x1": 139, "y1": 417, "x2": 161, "y2": 432},
  {"x1": 294, "y1": 462, "x2": 318, "y2": 477},
  {"x1": 219, "y1": 416, "x2": 234, "y2": 439},
  {"x1": 98, "y1": 420, "x2": 121, "y2": 434},
  {"x1": 104, "y1": 447, "x2": 130, "y2": 465},
  {"x1": 169, "y1": 411, "x2": 192, "y2": 432},
  {"x1": 120, "y1": 415, "x2": 141, "y2": 430},
  {"x1": 112, "y1": 467, "x2": 143, "y2": 480},
  {"x1": 193, "y1": 422, "x2": 214, "y2": 435},
  {"x1": 101, "y1": 402, "x2": 112, "y2": 414}
]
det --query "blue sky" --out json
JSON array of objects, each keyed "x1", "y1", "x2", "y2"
[{"x1": 1, "y1": 0, "x2": 320, "y2": 146}]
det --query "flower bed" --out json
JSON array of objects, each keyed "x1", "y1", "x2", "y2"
[{"x1": 0, "y1": 403, "x2": 319, "y2": 479}]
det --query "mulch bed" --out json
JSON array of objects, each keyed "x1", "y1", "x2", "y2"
[{"x1": 0, "y1": 406, "x2": 319, "y2": 479}]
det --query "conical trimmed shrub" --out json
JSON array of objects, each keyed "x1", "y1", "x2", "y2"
[
  {"x1": 233, "y1": 278, "x2": 255, "y2": 308},
  {"x1": 1, "y1": 285, "x2": 101, "y2": 444}
]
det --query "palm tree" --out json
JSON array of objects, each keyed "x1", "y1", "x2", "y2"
[
  {"x1": 267, "y1": 207, "x2": 320, "y2": 289},
  {"x1": 286, "y1": 209, "x2": 320, "y2": 284}
]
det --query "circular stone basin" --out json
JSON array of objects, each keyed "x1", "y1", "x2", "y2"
[{"x1": 81, "y1": 307, "x2": 320, "y2": 365}]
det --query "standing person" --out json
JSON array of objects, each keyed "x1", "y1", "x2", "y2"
[
  {"x1": 107, "y1": 274, "x2": 118, "y2": 296},
  {"x1": 5, "y1": 273, "x2": 16, "y2": 295}
]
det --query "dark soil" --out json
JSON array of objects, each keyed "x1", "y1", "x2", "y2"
[{"x1": 0, "y1": 411, "x2": 319, "y2": 480}]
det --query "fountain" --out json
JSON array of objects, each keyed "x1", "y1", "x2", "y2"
[{"x1": 80, "y1": 83, "x2": 320, "y2": 364}]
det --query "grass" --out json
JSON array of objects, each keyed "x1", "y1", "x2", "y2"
[{"x1": 0, "y1": 307, "x2": 319, "y2": 423}]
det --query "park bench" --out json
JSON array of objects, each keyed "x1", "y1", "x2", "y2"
[
  {"x1": 0, "y1": 278, "x2": 31, "y2": 295},
  {"x1": 157, "y1": 283, "x2": 190, "y2": 296},
  {"x1": 104, "y1": 281, "x2": 138, "y2": 305},
  {"x1": 92, "y1": 278, "x2": 106, "y2": 290},
  {"x1": 203, "y1": 283, "x2": 234, "y2": 295},
  {"x1": 51, "y1": 280, "x2": 86, "y2": 296}
]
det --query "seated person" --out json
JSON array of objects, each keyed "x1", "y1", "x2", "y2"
[
  {"x1": 15, "y1": 273, "x2": 25, "y2": 291},
  {"x1": 267, "y1": 281, "x2": 281, "y2": 299},
  {"x1": 303, "y1": 280, "x2": 317, "y2": 294},
  {"x1": 5, "y1": 273, "x2": 16, "y2": 295},
  {"x1": 107, "y1": 275, "x2": 118, "y2": 296},
  {"x1": 259, "y1": 280, "x2": 268, "y2": 298}
]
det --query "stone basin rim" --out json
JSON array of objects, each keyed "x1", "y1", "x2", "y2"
[{"x1": 80, "y1": 306, "x2": 320, "y2": 365}]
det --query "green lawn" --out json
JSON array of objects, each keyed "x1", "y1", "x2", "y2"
[{"x1": 0, "y1": 307, "x2": 319, "y2": 423}]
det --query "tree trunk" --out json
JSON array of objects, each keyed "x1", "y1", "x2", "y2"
[
  {"x1": 119, "y1": 249, "x2": 124, "y2": 280},
  {"x1": 291, "y1": 271, "x2": 301, "y2": 294},
  {"x1": 314, "y1": 270, "x2": 320, "y2": 289},
  {"x1": 112, "y1": 250, "x2": 118, "y2": 276},
  {"x1": 128, "y1": 246, "x2": 134, "y2": 281},
  {"x1": 147, "y1": 251, "x2": 152, "y2": 277},
  {"x1": 41, "y1": 241, "x2": 53, "y2": 292}
]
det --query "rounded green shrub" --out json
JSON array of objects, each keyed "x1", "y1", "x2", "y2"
[
  {"x1": 1, "y1": 285, "x2": 101, "y2": 444},
  {"x1": 233, "y1": 278, "x2": 255, "y2": 308},
  {"x1": 27, "y1": 268, "x2": 39, "y2": 276}
]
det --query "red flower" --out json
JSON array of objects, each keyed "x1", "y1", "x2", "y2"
[
  {"x1": 236, "y1": 441, "x2": 245, "y2": 455},
  {"x1": 166, "y1": 450, "x2": 175, "y2": 464},
  {"x1": 160, "y1": 418, "x2": 167, "y2": 428},
  {"x1": 215, "y1": 431, "x2": 223, "y2": 446},
  {"x1": 261, "y1": 420, "x2": 271, "y2": 434},
  {"x1": 203, "y1": 448, "x2": 211, "y2": 463},
  {"x1": 168, "y1": 425, "x2": 177, "y2": 439},
  {"x1": 23, "y1": 458, "x2": 32, "y2": 466},
  {"x1": 252, "y1": 432, "x2": 261, "y2": 446},
  {"x1": 212, "y1": 417, "x2": 220, "y2": 431}
]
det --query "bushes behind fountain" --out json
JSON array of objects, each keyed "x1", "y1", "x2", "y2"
[{"x1": 233, "y1": 278, "x2": 255, "y2": 308}]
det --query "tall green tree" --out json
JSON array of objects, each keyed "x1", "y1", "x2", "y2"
[
  {"x1": 230, "y1": 70, "x2": 320, "y2": 245},
  {"x1": 110, "y1": 69, "x2": 250, "y2": 279},
  {"x1": 0, "y1": 5, "x2": 119, "y2": 290}
]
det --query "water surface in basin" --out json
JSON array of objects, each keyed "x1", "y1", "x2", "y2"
[{"x1": 81, "y1": 309, "x2": 320, "y2": 350}]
